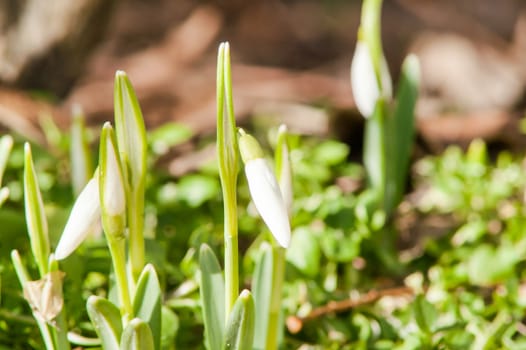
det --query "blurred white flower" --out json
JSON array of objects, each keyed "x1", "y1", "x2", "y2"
[
  {"x1": 350, "y1": 41, "x2": 392, "y2": 117},
  {"x1": 276, "y1": 124, "x2": 293, "y2": 217},
  {"x1": 55, "y1": 176, "x2": 100, "y2": 260}
]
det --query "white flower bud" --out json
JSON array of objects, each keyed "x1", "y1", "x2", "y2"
[
  {"x1": 350, "y1": 41, "x2": 392, "y2": 117},
  {"x1": 101, "y1": 124, "x2": 126, "y2": 216},
  {"x1": 244, "y1": 157, "x2": 291, "y2": 248},
  {"x1": 55, "y1": 177, "x2": 100, "y2": 260}
]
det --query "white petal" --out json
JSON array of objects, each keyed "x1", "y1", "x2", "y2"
[
  {"x1": 245, "y1": 159, "x2": 291, "y2": 248},
  {"x1": 350, "y1": 41, "x2": 392, "y2": 117},
  {"x1": 55, "y1": 177, "x2": 101, "y2": 260},
  {"x1": 103, "y1": 135, "x2": 125, "y2": 216}
]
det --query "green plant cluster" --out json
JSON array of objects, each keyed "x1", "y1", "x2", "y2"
[{"x1": 3, "y1": 112, "x2": 526, "y2": 348}]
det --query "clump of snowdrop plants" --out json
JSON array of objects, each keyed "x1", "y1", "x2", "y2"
[
  {"x1": 11, "y1": 42, "x2": 293, "y2": 350},
  {"x1": 198, "y1": 42, "x2": 293, "y2": 350},
  {"x1": 12, "y1": 71, "x2": 162, "y2": 350},
  {"x1": 351, "y1": 0, "x2": 420, "y2": 219}
]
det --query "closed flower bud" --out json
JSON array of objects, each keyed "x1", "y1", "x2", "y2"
[
  {"x1": 55, "y1": 176, "x2": 100, "y2": 260},
  {"x1": 239, "y1": 129, "x2": 291, "y2": 248},
  {"x1": 99, "y1": 123, "x2": 126, "y2": 237},
  {"x1": 350, "y1": 40, "x2": 392, "y2": 117}
]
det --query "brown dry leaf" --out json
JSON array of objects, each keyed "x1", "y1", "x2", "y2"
[{"x1": 23, "y1": 271, "x2": 65, "y2": 325}]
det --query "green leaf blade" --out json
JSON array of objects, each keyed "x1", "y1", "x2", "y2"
[
  {"x1": 252, "y1": 243, "x2": 273, "y2": 350},
  {"x1": 23, "y1": 143, "x2": 50, "y2": 276},
  {"x1": 120, "y1": 318, "x2": 155, "y2": 350},
  {"x1": 133, "y1": 264, "x2": 162, "y2": 350},
  {"x1": 87, "y1": 296, "x2": 123, "y2": 350},
  {"x1": 223, "y1": 290, "x2": 255, "y2": 350},
  {"x1": 199, "y1": 244, "x2": 225, "y2": 350},
  {"x1": 390, "y1": 54, "x2": 420, "y2": 209}
]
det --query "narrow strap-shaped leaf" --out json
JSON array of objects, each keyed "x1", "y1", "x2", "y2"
[
  {"x1": 389, "y1": 54, "x2": 420, "y2": 211},
  {"x1": 87, "y1": 296, "x2": 123, "y2": 350},
  {"x1": 362, "y1": 100, "x2": 386, "y2": 212},
  {"x1": 120, "y1": 318, "x2": 155, "y2": 350},
  {"x1": 199, "y1": 244, "x2": 225, "y2": 350},
  {"x1": 133, "y1": 264, "x2": 162, "y2": 350},
  {"x1": 24, "y1": 143, "x2": 50, "y2": 276},
  {"x1": 251, "y1": 243, "x2": 272, "y2": 350},
  {"x1": 222, "y1": 290, "x2": 255, "y2": 350}
]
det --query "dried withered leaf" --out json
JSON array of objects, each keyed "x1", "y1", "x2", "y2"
[{"x1": 23, "y1": 271, "x2": 65, "y2": 325}]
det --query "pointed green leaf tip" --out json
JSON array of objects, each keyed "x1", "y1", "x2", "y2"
[
  {"x1": 216, "y1": 42, "x2": 239, "y2": 186},
  {"x1": 223, "y1": 290, "x2": 255, "y2": 350},
  {"x1": 113, "y1": 70, "x2": 147, "y2": 190},
  {"x1": 24, "y1": 143, "x2": 50, "y2": 276},
  {"x1": 120, "y1": 318, "x2": 155, "y2": 350},
  {"x1": 87, "y1": 296, "x2": 123, "y2": 350},
  {"x1": 133, "y1": 264, "x2": 162, "y2": 350}
]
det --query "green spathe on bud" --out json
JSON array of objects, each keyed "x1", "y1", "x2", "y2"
[
  {"x1": 239, "y1": 129, "x2": 291, "y2": 248},
  {"x1": 238, "y1": 129, "x2": 264, "y2": 163},
  {"x1": 24, "y1": 143, "x2": 50, "y2": 275},
  {"x1": 114, "y1": 70, "x2": 147, "y2": 191},
  {"x1": 99, "y1": 122, "x2": 126, "y2": 238},
  {"x1": 55, "y1": 176, "x2": 100, "y2": 260},
  {"x1": 217, "y1": 42, "x2": 239, "y2": 192}
]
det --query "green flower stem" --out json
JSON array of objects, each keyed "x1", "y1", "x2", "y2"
[
  {"x1": 361, "y1": 0, "x2": 384, "y2": 88},
  {"x1": 128, "y1": 192, "x2": 145, "y2": 282},
  {"x1": 11, "y1": 250, "x2": 55, "y2": 350},
  {"x1": 108, "y1": 237, "x2": 133, "y2": 322},
  {"x1": 265, "y1": 245, "x2": 285, "y2": 350},
  {"x1": 224, "y1": 215, "x2": 239, "y2": 318}
]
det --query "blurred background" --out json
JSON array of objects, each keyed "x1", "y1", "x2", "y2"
[{"x1": 0, "y1": 0, "x2": 526, "y2": 156}]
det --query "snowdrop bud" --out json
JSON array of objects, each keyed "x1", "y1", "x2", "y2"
[
  {"x1": 55, "y1": 176, "x2": 100, "y2": 260},
  {"x1": 239, "y1": 129, "x2": 291, "y2": 248},
  {"x1": 350, "y1": 40, "x2": 392, "y2": 117},
  {"x1": 99, "y1": 123, "x2": 126, "y2": 237}
]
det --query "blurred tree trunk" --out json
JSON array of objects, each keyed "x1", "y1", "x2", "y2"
[{"x1": 0, "y1": 0, "x2": 116, "y2": 97}]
